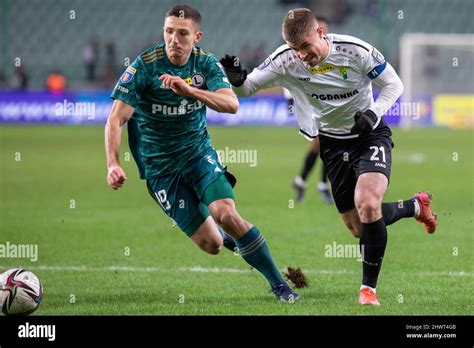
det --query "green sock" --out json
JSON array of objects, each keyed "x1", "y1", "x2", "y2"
[{"x1": 236, "y1": 226, "x2": 286, "y2": 286}]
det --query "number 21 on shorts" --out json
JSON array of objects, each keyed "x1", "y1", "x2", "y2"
[{"x1": 369, "y1": 146, "x2": 386, "y2": 163}]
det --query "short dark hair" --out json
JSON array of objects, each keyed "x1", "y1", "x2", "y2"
[
  {"x1": 165, "y1": 5, "x2": 201, "y2": 26},
  {"x1": 282, "y1": 8, "x2": 318, "y2": 43}
]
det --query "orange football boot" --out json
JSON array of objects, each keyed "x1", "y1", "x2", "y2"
[
  {"x1": 358, "y1": 287, "x2": 380, "y2": 306},
  {"x1": 414, "y1": 192, "x2": 437, "y2": 234}
]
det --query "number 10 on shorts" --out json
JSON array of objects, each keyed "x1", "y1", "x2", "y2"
[{"x1": 155, "y1": 189, "x2": 171, "y2": 210}]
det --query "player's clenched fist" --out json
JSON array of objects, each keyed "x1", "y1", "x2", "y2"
[
  {"x1": 159, "y1": 74, "x2": 193, "y2": 96},
  {"x1": 351, "y1": 110, "x2": 379, "y2": 134},
  {"x1": 107, "y1": 165, "x2": 127, "y2": 190}
]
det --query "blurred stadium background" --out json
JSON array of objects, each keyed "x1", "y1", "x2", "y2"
[
  {"x1": 0, "y1": 0, "x2": 473, "y2": 128},
  {"x1": 0, "y1": 0, "x2": 473, "y2": 315}
]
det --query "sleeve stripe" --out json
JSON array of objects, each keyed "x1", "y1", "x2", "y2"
[
  {"x1": 271, "y1": 48, "x2": 292, "y2": 60},
  {"x1": 299, "y1": 128, "x2": 318, "y2": 139},
  {"x1": 333, "y1": 41, "x2": 370, "y2": 52}
]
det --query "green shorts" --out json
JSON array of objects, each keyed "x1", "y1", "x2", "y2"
[{"x1": 146, "y1": 148, "x2": 236, "y2": 237}]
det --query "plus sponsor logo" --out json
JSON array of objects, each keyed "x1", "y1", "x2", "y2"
[{"x1": 152, "y1": 99, "x2": 204, "y2": 116}]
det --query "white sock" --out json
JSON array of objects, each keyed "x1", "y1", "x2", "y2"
[
  {"x1": 413, "y1": 199, "x2": 420, "y2": 217},
  {"x1": 317, "y1": 181, "x2": 329, "y2": 191},
  {"x1": 294, "y1": 176, "x2": 306, "y2": 188},
  {"x1": 361, "y1": 285, "x2": 376, "y2": 293}
]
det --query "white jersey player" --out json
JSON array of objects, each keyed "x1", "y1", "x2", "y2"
[
  {"x1": 220, "y1": 8, "x2": 438, "y2": 306},
  {"x1": 235, "y1": 33, "x2": 402, "y2": 139}
]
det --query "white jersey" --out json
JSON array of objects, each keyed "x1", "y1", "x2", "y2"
[{"x1": 242, "y1": 34, "x2": 390, "y2": 139}]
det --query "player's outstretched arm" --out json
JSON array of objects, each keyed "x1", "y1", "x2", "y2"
[
  {"x1": 159, "y1": 74, "x2": 239, "y2": 114},
  {"x1": 105, "y1": 99, "x2": 134, "y2": 190},
  {"x1": 371, "y1": 63, "x2": 404, "y2": 119},
  {"x1": 220, "y1": 54, "x2": 280, "y2": 98},
  {"x1": 219, "y1": 55, "x2": 256, "y2": 98},
  {"x1": 351, "y1": 63, "x2": 404, "y2": 134}
]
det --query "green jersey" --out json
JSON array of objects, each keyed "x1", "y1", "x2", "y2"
[{"x1": 110, "y1": 43, "x2": 231, "y2": 179}]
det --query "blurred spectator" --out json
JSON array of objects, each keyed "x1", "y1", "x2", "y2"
[
  {"x1": 83, "y1": 38, "x2": 100, "y2": 81},
  {"x1": 10, "y1": 66, "x2": 29, "y2": 90},
  {"x1": 330, "y1": 0, "x2": 352, "y2": 25},
  {"x1": 365, "y1": 0, "x2": 379, "y2": 18},
  {"x1": 253, "y1": 43, "x2": 267, "y2": 68},
  {"x1": 423, "y1": 46, "x2": 440, "y2": 79},
  {"x1": 46, "y1": 71, "x2": 66, "y2": 94},
  {"x1": 239, "y1": 43, "x2": 253, "y2": 68},
  {"x1": 0, "y1": 69, "x2": 7, "y2": 89},
  {"x1": 239, "y1": 43, "x2": 267, "y2": 70},
  {"x1": 102, "y1": 42, "x2": 118, "y2": 87}
]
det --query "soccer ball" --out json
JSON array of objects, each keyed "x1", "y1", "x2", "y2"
[{"x1": 0, "y1": 268, "x2": 43, "y2": 316}]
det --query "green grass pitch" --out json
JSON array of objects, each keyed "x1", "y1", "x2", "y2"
[{"x1": 0, "y1": 125, "x2": 472, "y2": 315}]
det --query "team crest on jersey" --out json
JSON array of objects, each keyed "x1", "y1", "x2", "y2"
[
  {"x1": 191, "y1": 73, "x2": 206, "y2": 88},
  {"x1": 258, "y1": 57, "x2": 271, "y2": 70},
  {"x1": 309, "y1": 64, "x2": 335, "y2": 74},
  {"x1": 371, "y1": 47, "x2": 385, "y2": 64},
  {"x1": 120, "y1": 66, "x2": 136, "y2": 83},
  {"x1": 338, "y1": 67, "x2": 348, "y2": 80}
]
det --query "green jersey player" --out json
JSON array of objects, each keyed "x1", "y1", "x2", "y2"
[{"x1": 105, "y1": 5, "x2": 298, "y2": 302}]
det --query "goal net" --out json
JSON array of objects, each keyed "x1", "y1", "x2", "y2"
[{"x1": 399, "y1": 33, "x2": 474, "y2": 128}]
